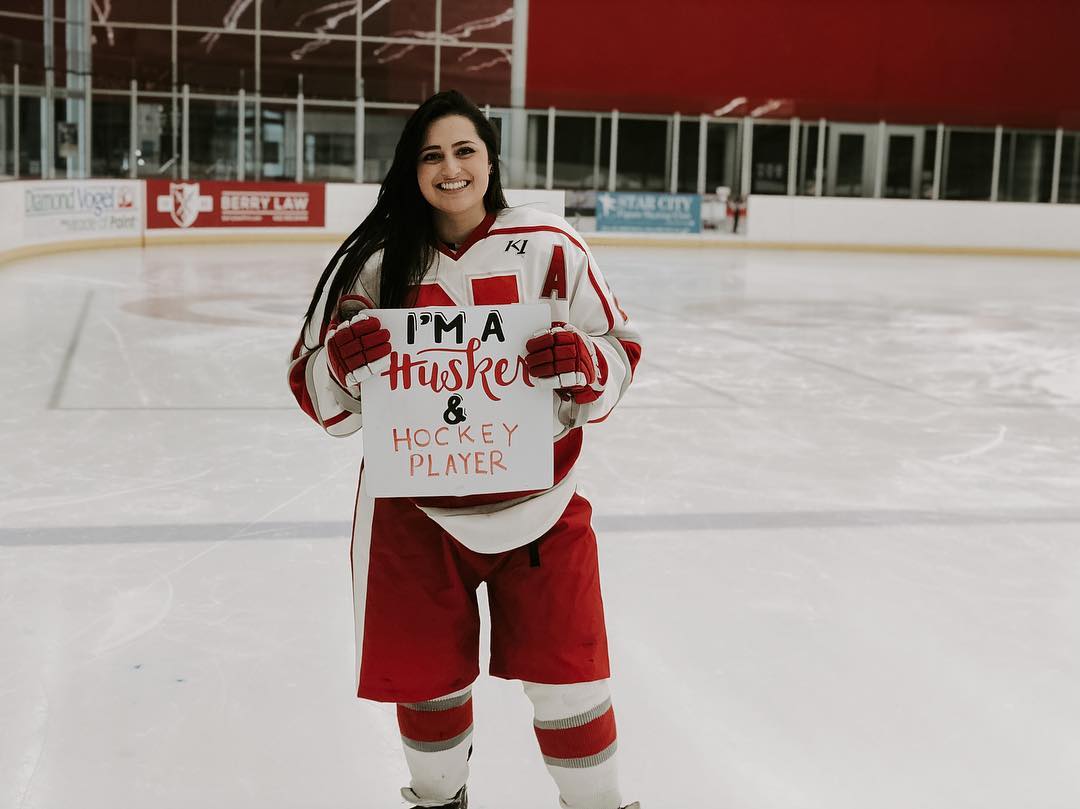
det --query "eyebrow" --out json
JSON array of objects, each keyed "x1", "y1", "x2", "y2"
[{"x1": 420, "y1": 140, "x2": 476, "y2": 153}]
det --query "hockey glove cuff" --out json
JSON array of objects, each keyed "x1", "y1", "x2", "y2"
[
  {"x1": 325, "y1": 312, "x2": 392, "y2": 397},
  {"x1": 525, "y1": 323, "x2": 607, "y2": 404}
]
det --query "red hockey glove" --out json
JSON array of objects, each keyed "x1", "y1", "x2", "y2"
[
  {"x1": 324, "y1": 312, "x2": 392, "y2": 396},
  {"x1": 525, "y1": 324, "x2": 606, "y2": 404}
]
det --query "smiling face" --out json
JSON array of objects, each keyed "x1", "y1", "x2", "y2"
[{"x1": 416, "y1": 115, "x2": 491, "y2": 234}]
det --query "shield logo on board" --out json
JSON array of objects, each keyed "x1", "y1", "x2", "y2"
[{"x1": 169, "y1": 182, "x2": 202, "y2": 228}]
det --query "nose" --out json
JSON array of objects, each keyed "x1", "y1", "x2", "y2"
[{"x1": 442, "y1": 154, "x2": 462, "y2": 177}]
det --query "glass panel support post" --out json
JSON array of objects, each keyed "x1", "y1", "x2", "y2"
[
  {"x1": 592, "y1": 114, "x2": 601, "y2": 191},
  {"x1": 295, "y1": 83, "x2": 304, "y2": 183},
  {"x1": 181, "y1": 83, "x2": 190, "y2": 179},
  {"x1": 990, "y1": 124, "x2": 1003, "y2": 202},
  {"x1": 170, "y1": 0, "x2": 178, "y2": 180},
  {"x1": 434, "y1": 0, "x2": 443, "y2": 93},
  {"x1": 129, "y1": 79, "x2": 138, "y2": 179},
  {"x1": 669, "y1": 111, "x2": 680, "y2": 194},
  {"x1": 815, "y1": 118, "x2": 826, "y2": 196},
  {"x1": 787, "y1": 117, "x2": 800, "y2": 196},
  {"x1": 545, "y1": 106, "x2": 555, "y2": 190},
  {"x1": 43, "y1": 0, "x2": 55, "y2": 179},
  {"x1": 740, "y1": 116, "x2": 753, "y2": 196},
  {"x1": 608, "y1": 109, "x2": 618, "y2": 192},
  {"x1": 355, "y1": 96, "x2": 365, "y2": 184},
  {"x1": 13, "y1": 64, "x2": 20, "y2": 180},
  {"x1": 355, "y1": 4, "x2": 363, "y2": 183},
  {"x1": 696, "y1": 114, "x2": 707, "y2": 195},
  {"x1": 68, "y1": 0, "x2": 92, "y2": 179},
  {"x1": 509, "y1": 0, "x2": 529, "y2": 187},
  {"x1": 1051, "y1": 126, "x2": 1063, "y2": 204},
  {"x1": 0, "y1": 78, "x2": 6, "y2": 177},
  {"x1": 932, "y1": 123, "x2": 944, "y2": 200},
  {"x1": 237, "y1": 89, "x2": 246, "y2": 181},
  {"x1": 873, "y1": 120, "x2": 886, "y2": 198},
  {"x1": 254, "y1": 0, "x2": 262, "y2": 181},
  {"x1": 83, "y1": 75, "x2": 91, "y2": 178}
]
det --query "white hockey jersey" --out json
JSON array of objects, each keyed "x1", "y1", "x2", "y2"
[{"x1": 288, "y1": 205, "x2": 642, "y2": 551}]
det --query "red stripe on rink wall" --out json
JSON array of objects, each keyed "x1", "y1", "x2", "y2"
[
  {"x1": 146, "y1": 180, "x2": 326, "y2": 229},
  {"x1": 534, "y1": 707, "x2": 617, "y2": 761}
]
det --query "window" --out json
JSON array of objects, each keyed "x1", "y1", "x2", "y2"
[
  {"x1": 553, "y1": 114, "x2": 600, "y2": 190},
  {"x1": 998, "y1": 130, "x2": 1055, "y2": 203},
  {"x1": 1059, "y1": 133, "x2": 1080, "y2": 204},
  {"x1": 524, "y1": 113, "x2": 548, "y2": 189},
  {"x1": 305, "y1": 109, "x2": 356, "y2": 182},
  {"x1": 363, "y1": 109, "x2": 410, "y2": 183},
  {"x1": 179, "y1": 32, "x2": 253, "y2": 94},
  {"x1": 943, "y1": 129, "x2": 995, "y2": 201},
  {"x1": 361, "y1": 43, "x2": 437, "y2": 105},
  {"x1": 90, "y1": 97, "x2": 131, "y2": 177},
  {"x1": 750, "y1": 122, "x2": 790, "y2": 195},
  {"x1": 675, "y1": 119, "x2": 700, "y2": 193},
  {"x1": 188, "y1": 100, "x2": 240, "y2": 179},
  {"x1": 704, "y1": 121, "x2": 739, "y2": 195},
  {"x1": 439, "y1": 45, "x2": 510, "y2": 108},
  {"x1": 261, "y1": 36, "x2": 354, "y2": 99},
  {"x1": 616, "y1": 117, "x2": 667, "y2": 192}
]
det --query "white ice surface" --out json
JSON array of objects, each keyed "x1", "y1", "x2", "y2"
[{"x1": 1, "y1": 243, "x2": 1079, "y2": 809}]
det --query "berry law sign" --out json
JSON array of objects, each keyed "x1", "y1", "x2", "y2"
[{"x1": 360, "y1": 305, "x2": 554, "y2": 497}]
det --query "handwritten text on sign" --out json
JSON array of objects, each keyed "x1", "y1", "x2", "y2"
[{"x1": 360, "y1": 304, "x2": 553, "y2": 497}]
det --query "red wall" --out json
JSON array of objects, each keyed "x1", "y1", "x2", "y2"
[{"x1": 527, "y1": 0, "x2": 1080, "y2": 129}]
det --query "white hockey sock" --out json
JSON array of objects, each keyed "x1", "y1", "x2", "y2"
[
  {"x1": 524, "y1": 680, "x2": 624, "y2": 809},
  {"x1": 397, "y1": 685, "x2": 474, "y2": 803}
]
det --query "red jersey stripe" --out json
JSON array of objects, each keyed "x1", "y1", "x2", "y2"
[
  {"x1": 437, "y1": 212, "x2": 498, "y2": 261},
  {"x1": 324, "y1": 409, "x2": 352, "y2": 427},
  {"x1": 619, "y1": 339, "x2": 642, "y2": 376},
  {"x1": 488, "y1": 224, "x2": 615, "y2": 331},
  {"x1": 288, "y1": 354, "x2": 319, "y2": 424}
]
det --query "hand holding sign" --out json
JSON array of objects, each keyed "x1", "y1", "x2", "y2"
[
  {"x1": 526, "y1": 324, "x2": 604, "y2": 404},
  {"x1": 325, "y1": 313, "x2": 392, "y2": 396}
]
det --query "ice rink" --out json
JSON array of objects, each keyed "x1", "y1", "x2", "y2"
[{"x1": 1, "y1": 240, "x2": 1079, "y2": 809}]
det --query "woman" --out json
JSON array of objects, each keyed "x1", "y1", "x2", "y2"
[{"x1": 288, "y1": 90, "x2": 642, "y2": 809}]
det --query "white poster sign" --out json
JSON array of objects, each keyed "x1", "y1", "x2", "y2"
[
  {"x1": 22, "y1": 182, "x2": 141, "y2": 240},
  {"x1": 360, "y1": 304, "x2": 553, "y2": 498}
]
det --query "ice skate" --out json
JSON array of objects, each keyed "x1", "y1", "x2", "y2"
[{"x1": 401, "y1": 785, "x2": 467, "y2": 808}]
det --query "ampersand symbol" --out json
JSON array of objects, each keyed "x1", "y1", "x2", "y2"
[{"x1": 443, "y1": 394, "x2": 467, "y2": 425}]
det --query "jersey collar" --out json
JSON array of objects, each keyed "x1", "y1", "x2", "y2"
[{"x1": 437, "y1": 211, "x2": 498, "y2": 261}]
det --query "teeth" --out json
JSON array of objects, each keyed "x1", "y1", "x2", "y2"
[{"x1": 439, "y1": 180, "x2": 469, "y2": 191}]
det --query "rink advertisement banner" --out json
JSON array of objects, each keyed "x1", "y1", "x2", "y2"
[
  {"x1": 596, "y1": 192, "x2": 702, "y2": 233},
  {"x1": 360, "y1": 305, "x2": 554, "y2": 498},
  {"x1": 22, "y1": 182, "x2": 141, "y2": 239},
  {"x1": 145, "y1": 180, "x2": 326, "y2": 229}
]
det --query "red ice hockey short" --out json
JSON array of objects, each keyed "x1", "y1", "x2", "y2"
[{"x1": 350, "y1": 485, "x2": 611, "y2": 703}]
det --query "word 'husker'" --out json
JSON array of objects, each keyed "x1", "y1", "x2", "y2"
[{"x1": 382, "y1": 337, "x2": 532, "y2": 402}]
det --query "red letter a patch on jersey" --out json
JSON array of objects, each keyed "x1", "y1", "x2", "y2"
[{"x1": 540, "y1": 245, "x2": 567, "y2": 300}]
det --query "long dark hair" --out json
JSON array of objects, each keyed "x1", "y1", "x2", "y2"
[{"x1": 303, "y1": 90, "x2": 509, "y2": 332}]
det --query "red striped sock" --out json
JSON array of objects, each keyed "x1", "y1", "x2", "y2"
[
  {"x1": 397, "y1": 690, "x2": 474, "y2": 753},
  {"x1": 534, "y1": 698, "x2": 618, "y2": 768}
]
